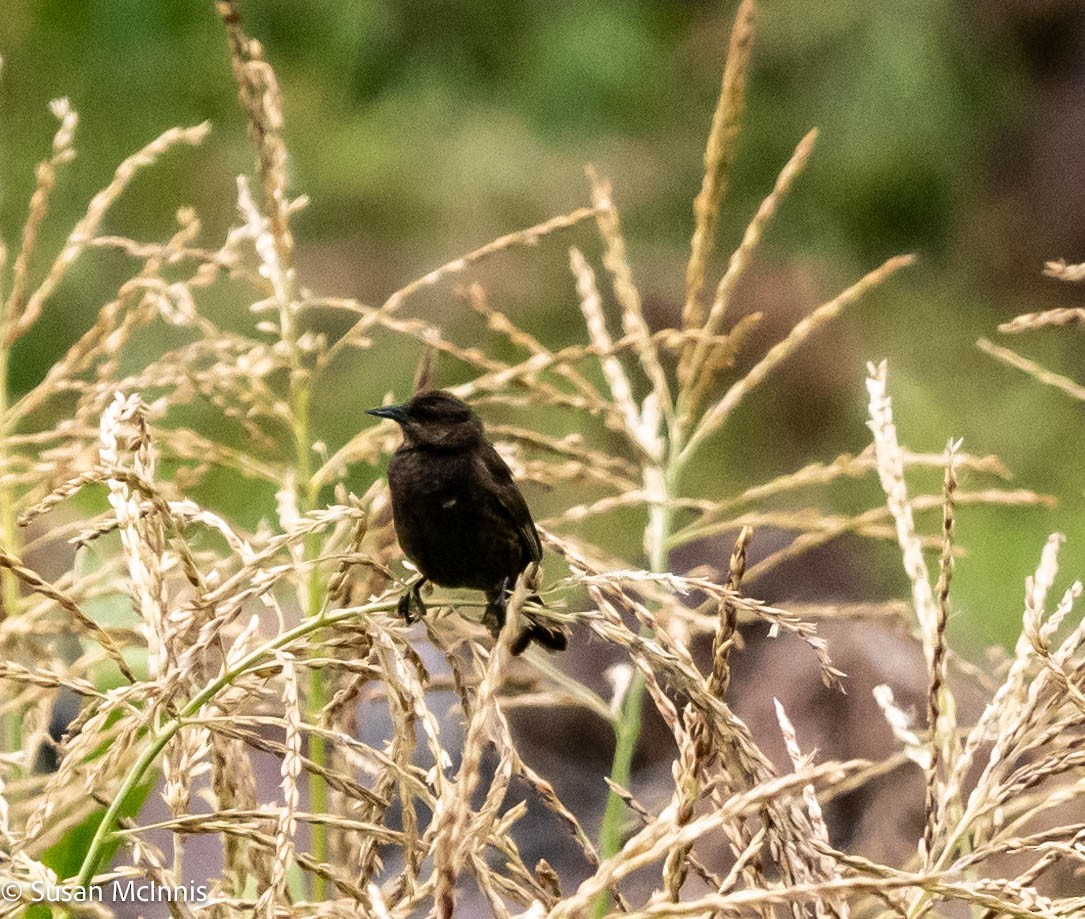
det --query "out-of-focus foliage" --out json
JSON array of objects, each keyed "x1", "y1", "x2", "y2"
[
  {"x1": 2, "y1": 1, "x2": 1083, "y2": 647},
  {"x1": 3, "y1": 6, "x2": 1085, "y2": 914}
]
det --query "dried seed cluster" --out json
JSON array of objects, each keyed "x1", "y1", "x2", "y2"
[{"x1": 0, "y1": 4, "x2": 1081, "y2": 918}]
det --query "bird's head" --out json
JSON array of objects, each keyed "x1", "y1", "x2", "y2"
[{"x1": 367, "y1": 390, "x2": 486, "y2": 450}]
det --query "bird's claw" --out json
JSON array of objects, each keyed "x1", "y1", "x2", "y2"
[
  {"x1": 482, "y1": 579, "x2": 508, "y2": 637},
  {"x1": 398, "y1": 578, "x2": 427, "y2": 623},
  {"x1": 481, "y1": 606, "x2": 503, "y2": 638}
]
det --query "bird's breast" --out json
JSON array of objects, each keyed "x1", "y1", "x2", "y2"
[
  {"x1": 387, "y1": 448, "x2": 470, "y2": 506},
  {"x1": 385, "y1": 446, "x2": 526, "y2": 590}
]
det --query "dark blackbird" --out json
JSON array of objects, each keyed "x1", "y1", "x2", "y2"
[{"x1": 367, "y1": 390, "x2": 566, "y2": 654}]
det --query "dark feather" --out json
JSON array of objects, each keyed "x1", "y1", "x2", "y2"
[
  {"x1": 369, "y1": 390, "x2": 566, "y2": 654},
  {"x1": 476, "y1": 441, "x2": 543, "y2": 564}
]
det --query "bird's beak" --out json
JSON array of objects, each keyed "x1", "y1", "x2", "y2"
[{"x1": 366, "y1": 404, "x2": 408, "y2": 424}]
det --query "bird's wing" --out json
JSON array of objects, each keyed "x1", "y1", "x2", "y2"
[{"x1": 477, "y1": 442, "x2": 542, "y2": 563}]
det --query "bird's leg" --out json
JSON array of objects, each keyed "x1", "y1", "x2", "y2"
[
  {"x1": 482, "y1": 580, "x2": 508, "y2": 638},
  {"x1": 398, "y1": 576, "x2": 428, "y2": 623}
]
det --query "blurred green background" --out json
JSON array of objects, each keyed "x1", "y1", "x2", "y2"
[{"x1": 2, "y1": 0, "x2": 1084, "y2": 650}]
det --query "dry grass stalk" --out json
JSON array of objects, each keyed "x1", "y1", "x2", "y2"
[
  {"x1": 998, "y1": 306, "x2": 1085, "y2": 332},
  {"x1": 866, "y1": 360, "x2": 940, "y2": 667},
  {"x1": 210, "y1": 729, "x2": 265, "y2": 901},
  {"x1": 255, "y1": 651, "x2": 301, "y2": 916},
  {"x1": 324, "y1": 203, "x2": 605, "y2": 367},
  {"x1": 12, "y1": 122, "x2": 211, "y2": 346},
  {"x1": 549, "y1": 758, "x2": 868, "y2": 919},
  {"x1": 0, "y1": 3, "x2": 1080, "y2": 917},
  {"x1": 588, "y1": 170, "x2": 675, "y2": 437},
  {"x1": 980, "y1": 256, "x2": 1085, "y2": 405},
  {"x1": 680, "y1": 0, "x2": 757, "y2": 346},
  {"x1": 774, "y1": 698, "x2": 850, "y2": 919},
  {"x1": 433, "y1": 590, "x2": 516, "y2": 919},
  {"x1": 2, "y1": 97, "x2": 77, "y2": 331},
  {"x1": 1042, "y1": 258, "x2": 1085, "y2": 282},
  {"x1": 681, "y1": 128, "x2": 819, "y2": 420},
  {"x1": 977, "y1": 336, "x2": 1085, "y2": 402},
  {"x1": 680, "y1": 253, "x2": 915, "y2": 463},
  {"x1": 866, "y1": 369, "x2": 1085, "y2": 919},
  {"x1": 923, "y1": 439, "x2": 960, "y2": 868},
  {"x1": 662, "y1": 527, "x2": 759, "y2": 904},
  {"x1": 216, "y1": 0, "x2": 294, "y2": 268}
]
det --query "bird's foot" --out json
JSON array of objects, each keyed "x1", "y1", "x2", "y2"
[
  {"x1": 398, "y1": 577, "x2": 428, "y2": 623},
  {"x1": 482, "y1": 598, "x2": 505, "y2": 638}
]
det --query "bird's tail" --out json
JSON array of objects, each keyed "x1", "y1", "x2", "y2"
[
  {"x1": 513, "y1": 601, "x2": 568, "y2": 655},
  {"x1": 484, "y1": 590, "x2": 567, "y2": 655}
]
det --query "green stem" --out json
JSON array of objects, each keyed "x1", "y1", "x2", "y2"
[
  {"x1": 290, "y1": 376, "x2": 331, "y2": 900},
  {"x1": 73, "y1": 600, "x2": 397, "y2": 890},
  {"x1": 0, "y1": 345, "x2": 21, "y2": 758},
  {"x1": 596, "y1": 668, "x2": 647, "y2": 858},
  {"x1": 304, "y1": 551, "x2": 329, "y2": 899},
  {"x1": 593, "y1": 465, "x2": 674, "y2": 917},
  {"x1": 305, "y1": 584, "x2": 328, "y2": 901}
]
